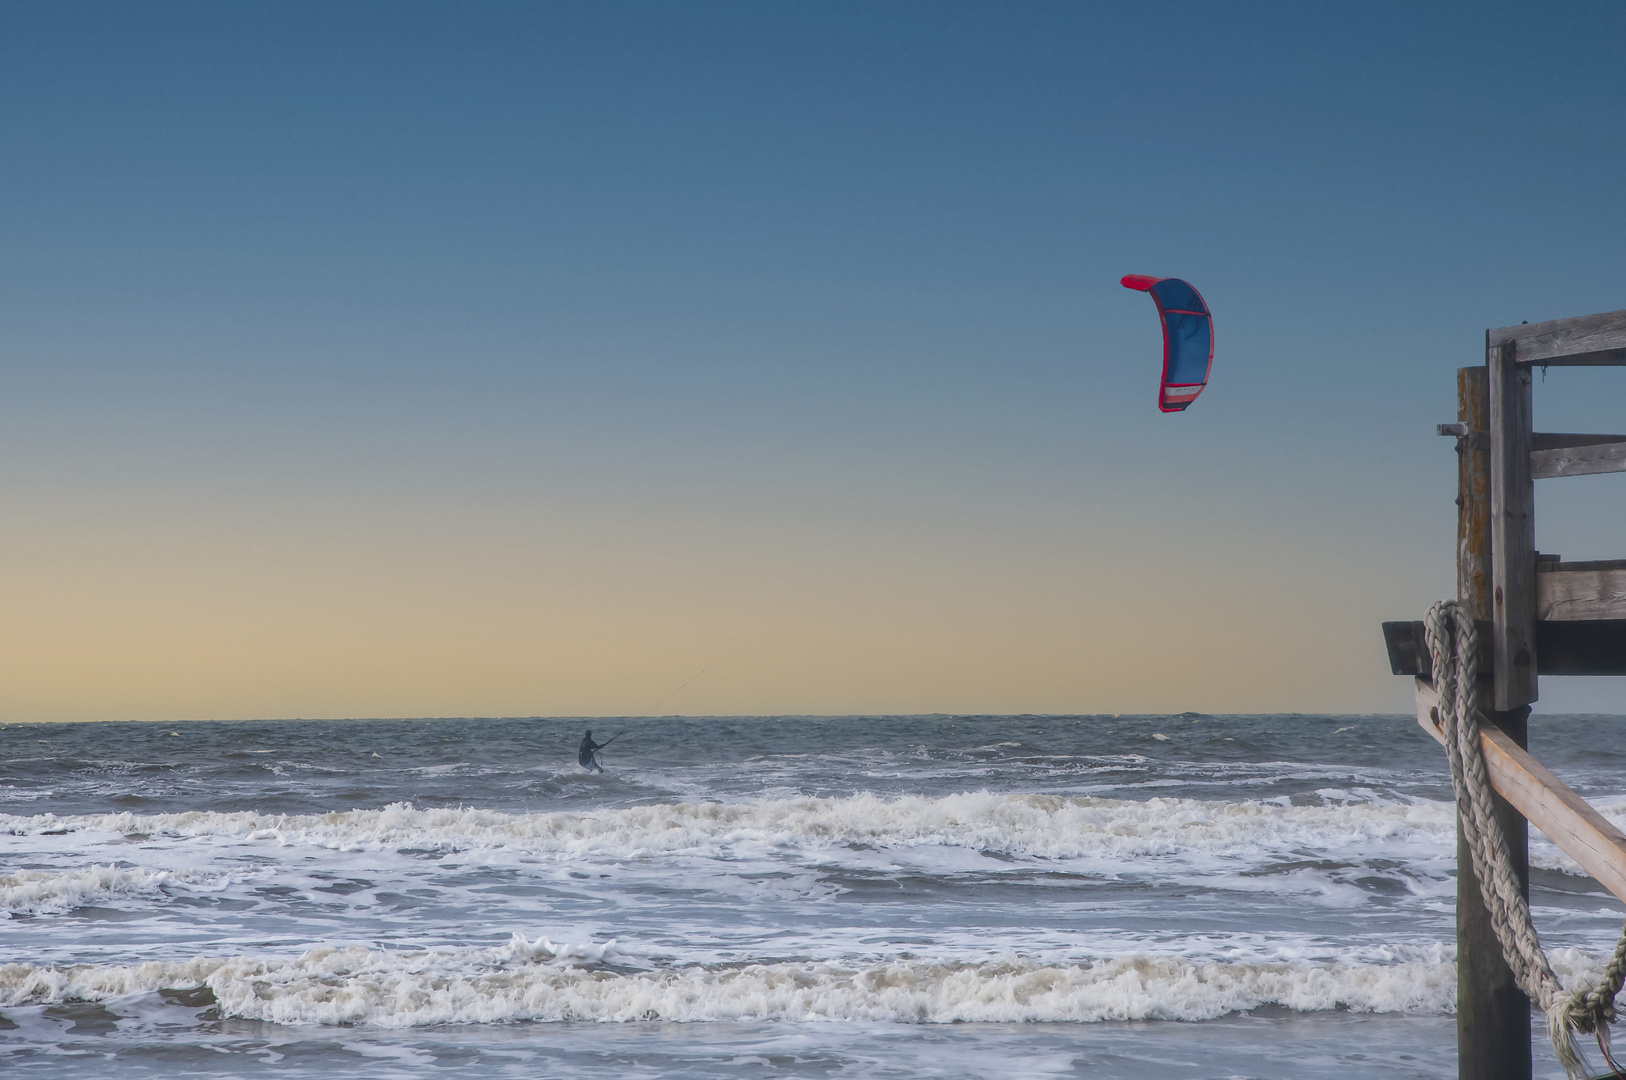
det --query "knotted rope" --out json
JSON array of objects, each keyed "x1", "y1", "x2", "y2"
[{"x1": 1425, "y1": 599, "x2": 1626, "y2": 1077}]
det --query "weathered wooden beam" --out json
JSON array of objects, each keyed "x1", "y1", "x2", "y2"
[
  {"x1": 1383, "y1": 620, "x2": 1428, "y2": 677},
  {"x1": 1489, "y1": 339, "x2": 1537, "y2": 710},
  {"x1": 1382, "y1": 618, "x2": 1626, "y2": 676},
  {"x1": 1456, "y1": 361, "x2": 1531, "y2": 1080},
  {"x1": 1521, "y1": 348, "x2": 1626, "y2": 368},
  {"x1": 1414, "y1": 677, "x2": 1626, "y2": 906},
  {"x1": 1531, "y1": 440, "x2": 1626, "y2": 479},
  {"x1": 1537, "y1": 561, "x2": 1626, "y2": 621},
  {"x1": 1459, "y1": 368, "x2": 1493, "y2": 618},
  {"x1": 1530, "y1": 433, "x2": 1626, "y2": 451},
  {"x1": 1488, "y1": 309, "x2": 1626, "y2": 365},
  {"x1": 1536, "y1": 620, "x2": 1626, "y2": 674}
]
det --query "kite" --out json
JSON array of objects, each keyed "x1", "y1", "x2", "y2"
[{"x1": 1120, "y1": 275, "x2": 1214, "y2": 412}]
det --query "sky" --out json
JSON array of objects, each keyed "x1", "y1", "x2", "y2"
[{"x1": 4, "y1": 1, "x2": 1626, "y2": 722}]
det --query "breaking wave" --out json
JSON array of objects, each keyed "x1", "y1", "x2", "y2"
[
  {"x1": 0, "y1": 791, "x2": 1456, "y2": 862},
  {"x1": 0, "y1": 935, "x2": 1469, "y2": 1026},
  {"x1": 0, "y1": 864, "x2": 242, "y2": 915}
]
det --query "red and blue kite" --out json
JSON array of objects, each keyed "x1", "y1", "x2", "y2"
[{"x1": 1121, "y1": 275, "x2": 1213, "y2": 412}]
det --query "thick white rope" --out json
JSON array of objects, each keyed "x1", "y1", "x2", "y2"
[{"x1": 1425, "y1": 599, "x2": 1626, "y2": 1077}]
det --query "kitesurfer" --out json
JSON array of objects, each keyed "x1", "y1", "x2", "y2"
[
  {"x1": 578, "y1": 731, "x2": 606, "y2": 772},
  {"x1": 578, "y1": 730, "x2": 622, "y2": 773}
]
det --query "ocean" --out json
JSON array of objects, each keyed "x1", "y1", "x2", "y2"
[{"x1": 1, "y1": 713, "x2": 1622, "y2": 1079}]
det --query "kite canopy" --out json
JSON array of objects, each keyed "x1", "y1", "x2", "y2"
[{"x1": 1121, "y1": 274, "x2": 1213, "y2": 412}]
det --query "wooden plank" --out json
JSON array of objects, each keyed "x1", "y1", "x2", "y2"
[
  {"x1": 1488, "y1": 309, "x2": 1626, "y2": 364},
  {"x1": 1537, "y1": 564, "x2": 1626, "y2": 620},
  {"x1": 1521, "y1": 348, "x2": 1626, "y2": 368},
  {"x1": 1540, "y1": 559, "x2": 1626, "y2": 570},
  {"x1": 1530, "y1": 433, "x2": 1626, "y2": 451},
  {"x1": 1531, "y1": 440, "x2": 1626, "y2": 479},
  {"x1": 1489, "y1": 338, "x2": 1538, "y2": 709},
  {"x1": 1383, "y1": 620, "x2": 1429, "y2": 677},
  {"x1": 1415, "y1": 677, "x2": 1626, "y2": 905},
  {"x1": 1537, "y1": 620, "x2": 1626, "y2": 674},
  {"x1": 1382, "y1": 618, "x2": 1626, "y2": 675}
]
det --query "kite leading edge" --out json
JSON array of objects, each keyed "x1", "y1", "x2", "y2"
[{"x1": 1121, "y1": 275, "x2": 1213, "y2": 412}]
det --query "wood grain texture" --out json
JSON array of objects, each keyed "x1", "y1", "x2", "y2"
[
  {"x1": 1415, "y1": 678, "x2": 1626, "y2": 905},
  {"x1": 1489, "y1": 339, "x2": 1537, "y2": 709},
  {"x1": 1456, "y1": 361, "x2": 1531, "y2": 1080},
  {"x1": 1535, "y1": 565, "x2": 1626, "y2": 620},
  {"x1": 1488, "y1": 309, "x2": 1626, "y2": 363},
  {"x1": 1519, "y1": 348, "x2": 1626, "y2": 368},
  {"x1": 1458, "y1": 367, "x2": 1492, "y2": 619},
  {"x1": 1530, "y1": 432, "x2": 1626, "y2": 451},
  {"x1": 1530, "y1": 440, "x2": 1626, "y2": 479}
]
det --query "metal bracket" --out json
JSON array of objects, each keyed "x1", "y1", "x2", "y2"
[{"x1": 1437, "y1": 423, "x2": 1489, "y2": 450}]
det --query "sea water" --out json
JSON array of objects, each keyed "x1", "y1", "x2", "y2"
[{"x1": 0, "y1": 714, "x2": 1622, "y2": 1078}]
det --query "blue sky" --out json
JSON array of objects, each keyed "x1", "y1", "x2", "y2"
[{"x1": 4, "y1": 2, "x2": 1626, "y2": 719}]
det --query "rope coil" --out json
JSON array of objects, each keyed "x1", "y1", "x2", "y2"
[{"x1": 1424, "y1": 599, "x2": 1626, "y2": 1077}]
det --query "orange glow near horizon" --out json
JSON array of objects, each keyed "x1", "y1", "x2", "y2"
[{"x1": 0, "y1": 486, "x2": 1418, "y2": 722}]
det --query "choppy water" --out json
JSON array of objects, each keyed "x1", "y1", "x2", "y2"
[{"x1": 1, "y1": 713, "x2": 1623, "y2": 1078}]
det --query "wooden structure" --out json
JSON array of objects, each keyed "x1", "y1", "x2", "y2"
[{"x1": 1382, "y1": 308, "x2": 1626, "y2": 1080}]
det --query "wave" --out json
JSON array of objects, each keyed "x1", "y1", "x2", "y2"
[
  {"x1": 0, "y1": 791, "x2": 1456, "y2": 863},
  {"x1": 0, "y1": 864, "x2": 243, "y2": 915},
  {"x1": 0, "y1": 935, "x2": 1468, "y2": 1026}
]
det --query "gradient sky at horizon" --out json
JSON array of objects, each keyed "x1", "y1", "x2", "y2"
[{"x1": 5, "y1": 1, "x2": 1626, "y2": 721}]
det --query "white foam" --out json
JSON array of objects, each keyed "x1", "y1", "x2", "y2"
[
  {"x1": 0, "y1": 935, "x2": 1476, "y2": 1027},
  {"x1": 0, "y1": 864, "x2": 241, "y2": 914},
  {"x1": 0, "y1": 791, "x2": 1457, "y2": 865}
]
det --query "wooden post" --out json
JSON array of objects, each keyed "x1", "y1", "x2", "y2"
[
  {"x1": 1458, "y1": 366, "x2": 1491, "y2": 615},
  {"x1": 1488, "y1": 337, "x2": 1537, "y2": 711},
  {"x1": 1456, "y1": 362, "x2": 1532, "y2": 1080},
  {"x1": 1455, "y1": 707, "x2": 1531, "y2": 1080}
]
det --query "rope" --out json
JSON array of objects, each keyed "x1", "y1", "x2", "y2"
[{"x1": 1424, "y1": 599, "x2": 1626, "y2": 1078}]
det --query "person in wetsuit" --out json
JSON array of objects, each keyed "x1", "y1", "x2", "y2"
[{"x1": 578, "y1": 730, "x2": 609, "y2": 773}]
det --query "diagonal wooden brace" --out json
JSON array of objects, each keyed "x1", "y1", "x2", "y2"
[{"x1": 1415, "y1": 676, "x2": 1626, "y2": 906}]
